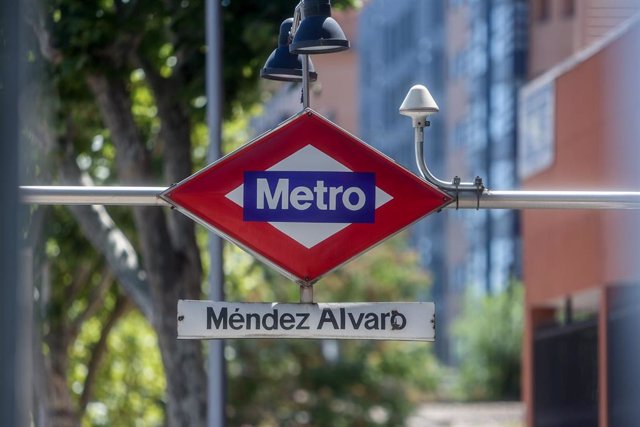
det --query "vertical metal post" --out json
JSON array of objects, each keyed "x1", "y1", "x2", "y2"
[
  {"x1": 302, "y1": 54, "x2": 310, "y2": 109},
  {"x1": 564, "y1": 297, "x2": 573, "y2": 325},
  {"x1": 300, "y1": 285, "x2": 314, "y2": 303},
  {"x1": 484, "y1": 0, "x2": 493, "y2": 295},
  {"x1": 205, "y1": 0, "x2": 226, "y2": 425},
  {"x1": 0, "y1": 0, "x2": 27, "y2": 424},
  {"x1": 20, "y1": 250, "x2": 33, "y2": 424}
]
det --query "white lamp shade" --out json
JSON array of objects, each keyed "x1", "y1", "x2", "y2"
[{"x1": 399, "y1": 84, "x2": 439, "y2": 119}]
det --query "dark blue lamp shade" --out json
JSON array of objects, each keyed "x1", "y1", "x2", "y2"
[
  {"x1": 261, "y1": 18, "x2": 318, "y2": 82},
  {"x1": 289, "y1": 0, "x2": 350, "y2": 54}
]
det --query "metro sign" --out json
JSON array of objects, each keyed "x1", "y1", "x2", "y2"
[{"x1": 161, "y1": 110, "x2": 451, "y2": 283}]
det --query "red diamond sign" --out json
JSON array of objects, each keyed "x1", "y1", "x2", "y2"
[{"x1": 161, "y1": 110, "x2": 452, "y2": 283}]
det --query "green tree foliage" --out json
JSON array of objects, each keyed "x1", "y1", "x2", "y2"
[
  {"x1": 59, "y1": 231, "x2": 439, "y2": 426},
  {"x1": 452, "y1": 283, "x2": 524, "y2": 401},
  {"x1": 38, "y1": 207, "x2": 162, "y2": 426},
  {"x1": 25, "y1": 0, "x2": 433, "y2": 425},
  {"x1": 219, "y1": 0, "x2": 361, "y2": 117},
  {"x1": 223, "y1": 235, "x2": 441, "y2": 426},
  {"x1": 41, "y1": 0, "x2": 359, "y2": 122},
  {"x1": 28, "y1": 203, "x2": 133, "y2": 427},
  {"x1": 71, "y1": 311, "x2": 166, "y2": 426}
]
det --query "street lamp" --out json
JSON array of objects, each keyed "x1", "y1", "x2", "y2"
[
  {"x1": 400, "y1": 84, "x2": 484, "y2": 205},
  {"x1": 261, "y1": 18, "x2": 318, "y2": 82},
  {"x1": 399, "y1": 84, "x2": 440, "y2": 125},
  {"x1": 289, "y1": 0, "x2": 350, "y2": 54},
  {"x1": 261, "y1": 0, "x2": 350, "y2": 109}
]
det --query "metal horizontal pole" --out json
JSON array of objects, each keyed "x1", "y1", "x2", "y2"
[
  {"x1": 20, "y1": 186, "x2": 169, "y2": 206},
  {"x1": 453, "y1": 190, "x2": 640, "y2": 210},
  {"x1": 19, "y1": 186, "x2": 640, "y2": 210}
]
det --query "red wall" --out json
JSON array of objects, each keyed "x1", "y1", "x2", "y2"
[
  {"x1": 523, "y1": 21, "x2": 640, "y2": 305},
  {"x1": 522, "y1": 19, "x2": 640, "y2": 427}
]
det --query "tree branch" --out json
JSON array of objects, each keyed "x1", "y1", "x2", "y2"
[
  {"x1": 67, "y1": 260, "x2": 97, "y2": 306},
  {"x1": 83, "y1": 71, "x2": 190, "y2": 318},
  {"x1": 69, "y1": 268, "x2": 114, "y2": 342},
  {"x1": 136, "y1": 54, "x2": 192, "y2": 184},
  {"x1": 136, "y1": 53, "x2": 200, "y2": 256},
  {"x1": 86, "y1": 73, "x2": 154, "y2": 184},
  {"x1": 58, "y1": 151, "x2": 153, "y2": 320},
  {"x1": 79, "y1": 292, "x2": 131, "y2": 413},
  {"x1": 68, "y1": 202, "x2": 153, "y2": 320},
  {"x1": 24, "y1": 0, "x2": 63, "y2": 65},
  {"x1": 85, "y1": 72, "x2": 181, "y2": 294},
  {"x1": 23, "y1": 76, "x2": 155, "y2": 322}
]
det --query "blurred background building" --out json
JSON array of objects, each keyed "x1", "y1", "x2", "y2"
[
  {"x1": 254, "y1": 7, "x2": 640, "y2": 424},
  {"x1": 521, "y1": 2, "x2": 640, "y2": 426},
  {"x1": 359, "y1": 0, "x2": 527, "y2": 361},
  {"x1": 358, "y1": 0, "x2": 450, "y2": 359},
  {"x1": 256, "y1": 0, "x2": 528, "y2": 362}
]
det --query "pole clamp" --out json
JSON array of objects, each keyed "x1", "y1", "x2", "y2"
[
  {"x1": 453, "y1": 176, "x2": 461, "y2": 210},
  {"x1": 474, "y1": 176, "x2": 484, "y2": 210}
]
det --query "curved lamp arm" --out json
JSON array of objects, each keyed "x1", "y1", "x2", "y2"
[{"x1": 413, "y1": 123, "x2": 484, "y2": 193}]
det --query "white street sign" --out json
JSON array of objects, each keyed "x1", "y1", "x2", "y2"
[{"x1": 178, "y1": 300, "x2": 435, "y2": 341}]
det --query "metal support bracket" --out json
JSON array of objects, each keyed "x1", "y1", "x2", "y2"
[
  {"x1": 414, "y1": 125, "x2": 485, "y2": 197},
  {"x1": 474, "y1": 176, "x2": 484, "y2": 210},
  {"x1": 299, "y1": 284, "x2": 314, "y2": 304},
  {"x1": 291, "y1": 1, "x2": 311, "y2": 110}
]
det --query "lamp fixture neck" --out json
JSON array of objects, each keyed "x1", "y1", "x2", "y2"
[{"x1": 301, "y1": 0, "x2": 332, "y2": 18}]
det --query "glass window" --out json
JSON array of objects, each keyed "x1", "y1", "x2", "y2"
[
  {"x1": 562, "y1": 0, "x2": 575, "y2": 18},
  {"x1": 535, "y1": 0, "x2": 551, "y2": 22}
]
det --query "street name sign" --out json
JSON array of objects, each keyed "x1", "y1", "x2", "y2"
[
  {"x1": 161, "y1": 109, "x2": 451, "y2": 283},
  {"x1": 178, "y1": 301, "x2": 435, "y2": 341}
]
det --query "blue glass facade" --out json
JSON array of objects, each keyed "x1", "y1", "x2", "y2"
[{"x1": 359, "y1": 0, "x2": 527, "y2": 362}]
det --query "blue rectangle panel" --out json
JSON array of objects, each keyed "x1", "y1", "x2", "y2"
[{"x1": 243, "y1": 171, "x2": 376, "y2": 223}]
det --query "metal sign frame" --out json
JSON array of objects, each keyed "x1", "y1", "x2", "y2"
[
  {"x1": 157, "y1": 109, "x2": 451, "y2": 285},
  {"x1": 178, "y1": 301, "x2": 436, "y2": 341}
]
